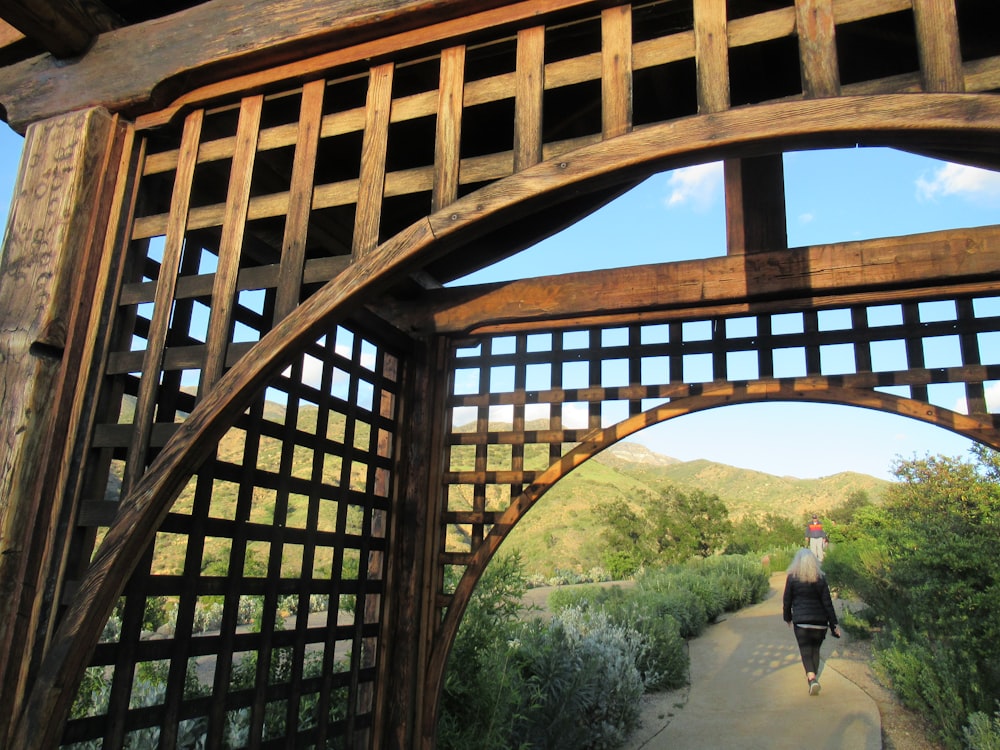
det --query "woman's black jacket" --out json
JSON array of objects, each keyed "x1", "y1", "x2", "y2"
[{"x1": 782, "y1": 575, "x2": 838, "y2": 629}]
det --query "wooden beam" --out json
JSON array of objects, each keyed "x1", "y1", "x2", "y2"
[
  {"x1": 274, "y1": 79, "x2": 325, "y2": 321},
  {"x1": 201, "y1": 95, "x2": 263, "y2": 392},
  {"x1": 0, "y1": 0, "x2": 552, "y2": 131},
  {"x1": 378, "y1": 224, "x2": 1000, "y2": 333},
  {"x1": 0, "y1": 0, "x2": 121, "y2": 58}
]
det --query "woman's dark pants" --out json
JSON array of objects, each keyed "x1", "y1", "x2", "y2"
[{"x1": 793, "y1": 625, "x2": 827, "y2": 675}]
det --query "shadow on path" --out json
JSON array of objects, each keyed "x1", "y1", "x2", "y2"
[{"x1": 625, "y1": 573, "x2": 881, "y2": 750}]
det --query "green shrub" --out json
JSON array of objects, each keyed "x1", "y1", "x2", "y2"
[
  {"x1": 965, "y1": 704, "x2": 1000, "y2": 750},
  {"x1": 875, "y1": 632, "x2": 972, "y2": 750},
  {"x1": 510, "y1": 607, "x2": 644, "y2": 750},
  {"x1": 838, "y1": 606, "x2": 875, "y2": 640},
  {"x1": 597, "y1": 591, "x2": 688, "y2": 690},
  {"x1": 548, "y1": 583, "x2": 623, "y2": 614}
]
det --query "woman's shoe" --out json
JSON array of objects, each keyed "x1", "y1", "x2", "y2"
[{"x1": 809, "y1": 679, "x2": 821, "y2": 696}]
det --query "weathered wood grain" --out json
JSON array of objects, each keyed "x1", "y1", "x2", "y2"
[
  {"x1": 0, "y1": 107, "x2": 124, "y2": 747},
  {"x1": 123, "y1": 109, "x2": 202, "y2": 492},
  {"x1": 912, "y1": 0, "x2": 964, "y2": 93},
  {"x1": 201, "y1": 95, "x2": 262, "y2": 391},
  {"x1": 432, "y1": 46, "x2": 465, "y2": 212},
  {"x1": 694, "y1": 0, "x2": 729, "y2": 113},
  {"x1": 514, "y1": 25, "x2": 544, "y2": 171},
  {"x1": 0, "y1": 0, "x2": 584, "y2": 131},
  {"x1": 353, "y1": 63, "x2": 393, "y2": 258},
  {"x1": 796, "y1": 0, "x2": 840, "y2": 98},
  {"x1": 601, "y1": 5, "x2": 632, "y2": 139},
  {"x1": 392, "y1": 225, "x2": 1000, "y2": 333},
  {"x1": 274, "y1": 78, "x2": 325, "y2": 321}
]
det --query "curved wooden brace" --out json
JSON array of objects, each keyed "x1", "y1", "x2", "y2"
[
  {"x1": 423, "y1": 382, "x2": 1000, "y2": 727},
  {"x1": 13, "y1": 93, "x2": 1000, "y2": 748}
]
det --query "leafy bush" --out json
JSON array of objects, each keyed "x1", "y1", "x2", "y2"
[
  {"x1": 827, "y1": 447, "x2": 1000, "y2": 749},
  {"x1": 875, "y1": 633, "x2": 970, "y2": 749},
  {"x1": 509, "y1": 607, "x2": 644, "y2": 750},
  {"x1": 965, "y1": 703, "x2": 1000, "y2": 750},
  {"x1": 440, "y1": 553, "x2": 769, "y2": 748},
  {"x1": 837, "y1": 605, "x2": 875, "y2": 640}
]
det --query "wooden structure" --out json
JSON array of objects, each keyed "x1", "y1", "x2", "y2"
[{"x1": 0, "y1": 0, "x2": 998, "y2": 747}]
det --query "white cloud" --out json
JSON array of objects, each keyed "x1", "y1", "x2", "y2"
[
  {"x1": 798, "y1": 212, "x2": 815, "y2": 224},
  {"x1": 987, "y1": 382, "x2": 1000, "y2": 413},
  {"x1": 951, "y1": 382, "x2": 1000, "y2": 416},
  {"x1": 664, "y1": 162, "x2": 724, "y2": 213},
  {"x1": 916, "y1": 163, "x2": 1000, "y2": 205}
]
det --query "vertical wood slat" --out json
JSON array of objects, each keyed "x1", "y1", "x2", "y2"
[
  {"x1": 353, "y1": 62, "x2": 395, "y2": 259},
  {"x1": 275, "y1": 80, "x2": 326, "y2": 322},
  {"x1": 123, "y1": 109, "x2": 203, "y2": 492},
  {"x1": 201, "y1": 95, "x2": 264, "y2": 393},
  {"x1": 912, "y1": 0, "x2": 964, "y2": 93},
  {"x1": 902, "y1": 302, "x2": 929, "y2": 403},
  {"x1": 601, "y1": 5, "x2": 633, "y2": 139},
  {"x1": 724, "y1": 156, "x2": 788, "y2": 255},
  {"x1": 956, "y1": 298, "x2": 987, "y2": 415},
  {"x1": 432, "y1": 46, "x2": 466, "y2": 213},
  {"x1": 694, "y1": 0, "x2": 730, "y2": 114},
  {"x1": 514, "y1": 26, "x2": 545, "y2": 172},
  {"x1": 795, "y1": 0, "x2": 840, "y2": 98},
  {"x1": 851, "y1": 307, "x2": 873, "y2": 374}
]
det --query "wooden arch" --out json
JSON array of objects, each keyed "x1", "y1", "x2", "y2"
[
  {"x1": 14, "y1": 95, "x2": 1000, "y2": 748},
  {"x1": 428, "y1": 381, "x2": 1000, "y2": 709},
  {"x1": 1, "y1": 1, "x2": 1000, "y2": 748}
]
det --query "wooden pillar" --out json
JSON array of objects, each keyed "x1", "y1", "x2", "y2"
[
  {"x1": 0, "y1": 107, "x2": 131, "y2": 747},
  {"x1": 724, "y1": 155, "x2": 788, "y2": 255},
  {"x1": 376, "y1": 335, "x2": 449, "y2": 749}
]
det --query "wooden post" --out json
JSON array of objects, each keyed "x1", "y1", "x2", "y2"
[
  {"x1": 724, "y1": 155, "x2": 788, "y2": 255},
  {"x1": 0, "y1": 107, "x2": 129, "y2": 747},
  {"x1": 376, "y1": 335, "x2": 447, "y2": 749}
]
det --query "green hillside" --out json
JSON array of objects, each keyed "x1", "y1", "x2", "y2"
[
  {"x1": 501, "y1": 441, "x2": 888, "y2": 576},
  {"x1": 139, "y1": 402, "x2": 887, "y2": 579}
]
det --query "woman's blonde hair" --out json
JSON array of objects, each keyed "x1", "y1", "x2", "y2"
[{"x1": 786, "y1": 547, "x2": 823, "y2": 583}]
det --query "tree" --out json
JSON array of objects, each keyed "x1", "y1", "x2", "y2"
[
  {"x1": 597, "y1": 499, "x2": 651, "y2": 577},
  {"x1": 649, "y1": 487, "x2": 732, "y2": 562},
  {"x1": 825, "y1": 447, "x2": 1000, "y2": 747},
  {"x1": 726, "y1": 512, "x2": 800, "y2": 554}
]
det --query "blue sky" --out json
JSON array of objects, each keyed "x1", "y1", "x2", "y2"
[{"x1": 2, "y1": 121, "x2": 999, "y2": 480}]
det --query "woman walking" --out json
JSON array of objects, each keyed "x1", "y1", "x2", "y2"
[{"x1": 783, "y1": 548, "x2": 840, "y2": 695}]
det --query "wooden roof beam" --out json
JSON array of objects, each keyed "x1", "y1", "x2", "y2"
[
  {"x1": 0, "y1": 0, "x2": 122, "y2": 58},
  {"x1": 377, "y1": 224, "x2": 1000, "y2": 334},
  {"x1": 0, "y1": 0, "x2": 526, "y2": 131}
]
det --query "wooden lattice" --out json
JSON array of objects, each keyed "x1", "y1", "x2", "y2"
[
  {"x1": 433, "y1": 290, "x2": 1000, "y2": 650},
  {"x1": 2, "y1": 1, "x2": 1000, "y2": 749},
  {"x1": 58, "y1": 99, "x2": 407, "y2": 747}
]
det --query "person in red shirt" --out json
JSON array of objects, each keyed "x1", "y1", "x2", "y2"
[{"x1": 805, "y1": 514, "x2": 828, "y2": 561}]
